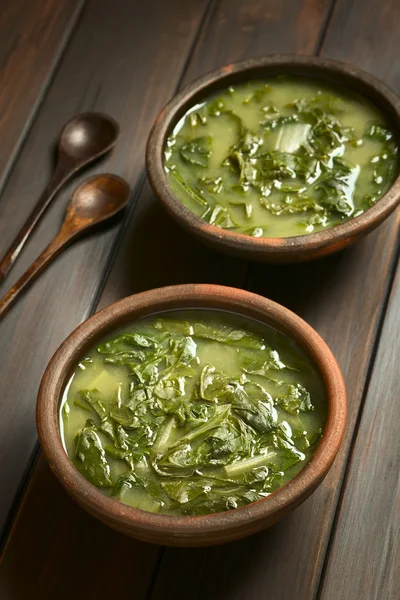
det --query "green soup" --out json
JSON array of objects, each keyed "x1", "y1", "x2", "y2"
[
  {"x1": 60, "y1": 310, "x2": 327, "y2": 516},
  {"x1": 164, "y1": 77, "x2": 398, "y2": 238}
]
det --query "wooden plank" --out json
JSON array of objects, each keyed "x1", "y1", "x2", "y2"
[
  {"x1": 0, "y1": 0, "x2": 84, "y2": 192},
  {"x1": 318, "y1": 260, "x2": 400, "y2": 597},
  {"x1": 315, "y1": 7, "x2": 400, "y2": 589},
  {"x1": 182, "y1": 0, "x2": 331, "y2": 81},
  {"x1": 0, "y1": 457, "x2": 159, "y2": 599},
  {"x1": 147, "y1": 1, "x2": 400, "y2": 599},
  {"x1": 0, "y1": 0, "x2": 210, "y2": 537}
]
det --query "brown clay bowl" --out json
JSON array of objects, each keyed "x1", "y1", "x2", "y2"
[
  {"x1": 146, "y1": 55, "x2": 400, "y2": 263},
  {"x1": 37, "y1": 284, "x2": 347, "y2": 546}
]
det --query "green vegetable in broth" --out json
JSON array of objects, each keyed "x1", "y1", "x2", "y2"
[
  {"x1": 60, "y1": 311, "x2": 327, "y2": 516},
  {"x1": 164, "y1": 77, "x2": 399, "y2": 238}
]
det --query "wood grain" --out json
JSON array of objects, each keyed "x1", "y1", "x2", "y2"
[
  {"x1": 0, "y1": 457, "x2": 159, "y2": 600},
  {"x1": 0, "y1": 0, "x2": 84, "y2": 192},
  {"x1": 318, "y1": 260, "x2": 400, "y2": 598},
  {"x1": 0, "y1": 0, "x2": 210, "y2": 537},
  {"x1": 183, "y1": 0, "x2": 331, "y2": 81}
]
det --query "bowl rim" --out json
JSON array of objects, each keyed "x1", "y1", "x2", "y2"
[
  {"x1": 37, "y1": 284, "x2": 347, "y2": 540},
  {"x1": 146, "y1": 54, "x2": 400, "y2": 259}
]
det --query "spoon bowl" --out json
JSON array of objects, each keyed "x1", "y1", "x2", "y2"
[
  {"x1": 65, "y1": 174, "x2": 131, "y2": 234},
  {"x1": 59, "y1": 113, "x2": 119, "y2": 164}
]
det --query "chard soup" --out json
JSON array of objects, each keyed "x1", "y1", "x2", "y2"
[
  {"x1": 61, "y1": 310, "x2": 327, "y2": 516},
  {"x1": 164, "y1": 77, "x2": 399, "y2": 238}
]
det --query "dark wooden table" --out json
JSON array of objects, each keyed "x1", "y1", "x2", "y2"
[{"x1": 0, "y1": 1, "x2": 399, "y2": 598}]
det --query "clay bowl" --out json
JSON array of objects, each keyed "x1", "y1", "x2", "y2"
[
  {"x1": 37, "y1": 284, "x2": 347, "y2": 546},
  {"x1": 146, "y1": 55, "x2": 400, "y2": 263}
]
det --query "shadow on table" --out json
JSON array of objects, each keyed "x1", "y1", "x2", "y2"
[
  {"x1": 101, "y1": 183, "x2": 351, "y2": 316},
  {"x1": 150, "y1": 512, "x2": 309, "y2": 600},
  {"x1": 0, "y1": 458, "x2": 159, "y2": 599}
]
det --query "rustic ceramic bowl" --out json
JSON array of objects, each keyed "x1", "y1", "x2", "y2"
[
  {"x1": 37, "y1": 284, "x2": 347, "y2": 546},
  {"x1": 146, "y1": 55, "x2": 400, "y2": 262}
]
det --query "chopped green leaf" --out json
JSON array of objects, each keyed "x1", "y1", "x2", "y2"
[
  {"x1": 181, "y1": 136, "x2": 212, "y2": 167},
  {"x1": 365, "y1": 122, "x2": 393, "y2": 142},
  {"x1": 74, "y1": 389, "x2": 108, "y2": 419},
  {"x1": 74, "y1": 421, "x2": 112, "y2": 487},
  {"x1": 277, "y1": 383, "x2": 314, "y2": 414}
]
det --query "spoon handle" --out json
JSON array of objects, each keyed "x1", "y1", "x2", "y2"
[
  {"x1": 0, "y1": 226, "x2": 72, "y2": 321},
  {"x1": 0, "y1": 162, "x2": 73, "y2": 284}
]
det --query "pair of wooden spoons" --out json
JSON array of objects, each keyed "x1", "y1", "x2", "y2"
[{"x1": 0, "y1": 113, "x2": 131, "y2": 319}]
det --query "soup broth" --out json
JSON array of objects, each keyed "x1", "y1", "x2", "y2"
[
  {"x1": 164, "y1": 77, "x2": 399, "y2": 237},
  {"x1": 61, "y1": 310, "x2": 327, "y2": 516}
]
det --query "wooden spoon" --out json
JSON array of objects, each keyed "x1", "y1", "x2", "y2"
[
  {"x1": 0, "y1": 174, "x2": 130, "y2": 320},
  {"x1": 0, "y1": 113, "x2": 119, "y2": 283}
]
